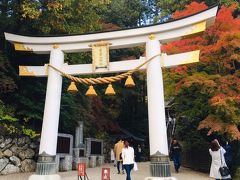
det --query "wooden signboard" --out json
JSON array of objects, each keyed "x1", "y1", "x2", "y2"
[
  {"x1": 101, "y1": 168, "x2": 110, "y2": 180},
  {"x1": 91, "y1": 41, "x2": 111, "y2": 72},
  {"x1": 78, "y1": 163, "x2": 89, "y2": 180},
  {"x1": 78, "y1": 163, "x2": 86, "y2": 176}
]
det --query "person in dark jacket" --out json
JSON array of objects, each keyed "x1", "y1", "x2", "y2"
[
  {"x1": 135, "y1": 144, "x2": 142, "y2": 162},
  {"x1": 170, "y1": 138, "x2": 182, "y2": 173},
  {"x1": 223, "y1": 141, "x2": 233, "y2": 176}
]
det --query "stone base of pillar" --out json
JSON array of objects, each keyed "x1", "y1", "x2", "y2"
[
  {"x1": 36, "y1": 152, "x2": 57, "y2": 175},
  {"x1": 150, "y1": 160, "x2": 171, "y2": 177},
  {"x1": 28, "y1": 174, "x2": 61, "y2": 180},
  {"x1": 36, "y1": 162, "x2": 57, "y2": 175},
  {"x1": 150, "y1": 151, "x2": 171, "y2": 177},
  {"x1": 145, "y1": 177, "x2": 177, "y2": 180}
]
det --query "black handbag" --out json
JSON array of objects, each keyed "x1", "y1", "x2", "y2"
[
  {"x1": 219, "y1": 149, "x2": 230, "y2": 177},
  {"x1": 219, "y1": 166, "x2": 230, "y2": 177}
]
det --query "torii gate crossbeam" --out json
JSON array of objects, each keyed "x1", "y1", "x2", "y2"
[
  {"x1": 4, "y1": 5, "x2": 217, "y2": 180},
  {"x1": 5, "y1": 6, "x2": 217, "y2": 54}
]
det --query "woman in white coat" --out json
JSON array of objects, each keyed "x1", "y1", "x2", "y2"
[
  {"x1": 122, "y1": 139, "x2": 135, "y2": 180},
  {"x1": 209, "y1": 139, "x2": 231, "y2": 180}
]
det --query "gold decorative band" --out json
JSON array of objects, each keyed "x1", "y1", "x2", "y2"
[
  {"x1": 19, "y1": 66, "x2": 35, "y2": 76},
  {"x1": 14, "y1": 43, "x2": 33, "y2": 51},
  {"x1": 184, "y1": 21, "x2": 206, "y2": 36}
]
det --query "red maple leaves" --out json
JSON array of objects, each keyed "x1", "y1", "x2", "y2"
[
  {"x1": 164, "y1": 2, "x2": 240, "y2": 139},
  {"x1": 173, "y1": 2, "x2": 208, "y2": 19}
]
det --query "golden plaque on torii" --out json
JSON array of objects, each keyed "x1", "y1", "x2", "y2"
[{"x1": 91, "y1": 41, "x2": 111, "y2": 72}]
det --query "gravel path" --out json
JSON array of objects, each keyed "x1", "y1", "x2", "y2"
[{"x1": 0, "y1": 162, "x2": 211, "y2": 180}]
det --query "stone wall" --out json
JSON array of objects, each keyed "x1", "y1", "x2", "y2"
[{"x1": 0, "y1": 136, "x2": 38, "y2": 175}]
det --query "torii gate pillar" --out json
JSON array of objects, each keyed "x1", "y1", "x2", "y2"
[
  {"x1": 29, "y1": 49, "x2": 64, "y2": 180},
  {"x1": 146, "y1": 38, "x2": 171, "y2": 177}
]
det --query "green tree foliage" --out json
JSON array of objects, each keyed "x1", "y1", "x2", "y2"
[
  {"x1": 0, "y1": 52, "x2": 17, "y2": 93},
  {"x1": 0, "y1": 100, "x2": 39, "y2": 138},
  {"x1": 157, "y1": 0, "x2": 192, "y2": 18},
  {"x1": 19, "y1": 0, "x2": 111, "y2": 34},
  {"x1": 100, "y1": 0, "x2": 147, "y2": 27},
  {"x1": 0, "y1": 0, "x2": 114, "y2": 138},
  {"x1": 1, "y1": 0, "x2": 149, "y2": 139},
  {"x1": 116, "y1": 72, "x2": 148, "y2": 138}
]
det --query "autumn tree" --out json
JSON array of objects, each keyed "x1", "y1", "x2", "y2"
[
  {"x1": 156, "y1": 0, "x2": 240, "y2": 21},
  {"x1": 163, "y1": 2, "x2": 240, "y2": 140}
]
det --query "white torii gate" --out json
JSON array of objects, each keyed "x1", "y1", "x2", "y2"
[{"x1": 5, "y1": 6, "x2": 217, "y2": 180}]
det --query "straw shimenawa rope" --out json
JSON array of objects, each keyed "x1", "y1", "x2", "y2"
[{"x1": 48, "y1": 53, "x2": 161, "y2": 85}]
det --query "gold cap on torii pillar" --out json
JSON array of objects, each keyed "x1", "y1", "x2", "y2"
[
  {"x1": 148, "y1": 34, "x2": 156, "y2": 40},
  {"x1": 53, "y1": 44, "x2": 59, "y2": 49}
]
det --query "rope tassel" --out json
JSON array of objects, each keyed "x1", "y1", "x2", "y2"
[
  {"x1": 86, "y1": 85, "x2": 97, "y2": 97},
  {"x1": 105, "y1": 84, "x2": 116, "y2": 96},
  {"x1": 67, "y1": 81, "x2": 78, "y2": 93},
  {"x1": 125, "y1": 75, "x2": 135, "y2": 88}
]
